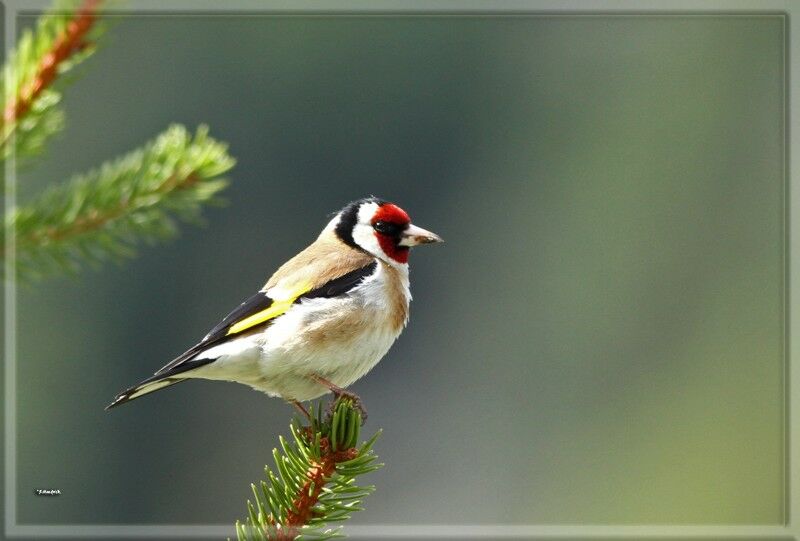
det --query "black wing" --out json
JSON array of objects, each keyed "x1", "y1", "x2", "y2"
[
  {"x1": 302, "y1": 261, "x2": 378, "y2": 300},
  {"x1": 152, "y1": 291, "x2": 274, "y2": 377}
]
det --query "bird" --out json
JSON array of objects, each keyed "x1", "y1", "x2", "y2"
[{"x1": 106, "y1": 197, "x2": 443, "y2": 417}]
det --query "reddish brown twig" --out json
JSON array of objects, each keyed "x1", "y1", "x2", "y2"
[
  {"x1": 3, "y1": 0, "x2": 102, "y2": 127},
  {"x1": 267, "y1": 436, "x2": 359, "y2": 541}
]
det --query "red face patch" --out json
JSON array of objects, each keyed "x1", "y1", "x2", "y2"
[
  {"x1": 372, "y1": 203, "x2": 410, "y2": 225},
  {"x1": 372, "y1": 203, "x2": 411, "y2": 264}
]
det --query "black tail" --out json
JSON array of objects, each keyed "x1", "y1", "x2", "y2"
[{"x1": 105, "y1": 375, "x2": 186, "y2": 410}]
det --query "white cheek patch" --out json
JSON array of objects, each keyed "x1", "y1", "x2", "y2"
[
  {"x1": 352, "y1": 222, "x2": 382, "y2": 256},
  {"x1": 352, "y1": 202, "x2": 383, "y2": 256}
]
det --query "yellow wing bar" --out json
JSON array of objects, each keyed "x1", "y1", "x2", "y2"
[{"x1": 226, "y1": 282, "x2": 311, "y2": 336}]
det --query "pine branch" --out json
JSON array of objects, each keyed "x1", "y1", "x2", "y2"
[
  {"x1": 7, "y1": 124, "x2": 235, "y2": 280},
  {"x1": 235, "y1": 398, "x2": 383, "y2": 541},
  {"x1": 1, "y1": 0, "x2": 105, "y2": 161}
]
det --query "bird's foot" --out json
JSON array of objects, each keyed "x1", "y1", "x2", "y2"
[
  {"x1": 311, "y1": 374, "x2": 368, "y2": 424},
  {"x1": 329, "y1": 389, "x2": 367, "y2": 424},
  {"x1": 289, "y1": 399, "x2": 312, "y2": 422}
]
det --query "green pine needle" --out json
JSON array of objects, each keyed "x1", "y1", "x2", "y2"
[
  {"x1": 7, "y1": 124, "x2": 235, "y2": 280},
  {"x1": 2, "y1": 0, "x2": 107, "y2": 162},
  {"x1": 233, "y1": 397, "x2": 382, "y2": 541}
]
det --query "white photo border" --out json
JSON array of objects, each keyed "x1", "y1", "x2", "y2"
[{"x1": 3, "y1": 1, "x2": 794, "y2": 539}]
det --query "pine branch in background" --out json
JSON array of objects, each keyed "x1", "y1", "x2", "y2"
[
  {"x1": 1, "y1": 2, "x2": 236, "y2": 282},
  {"x1": 1, "y1": 0, "x2": 104, "y2": 161},
  {"x1": 235, "y1": 398, "x2": 383, "y2": 541},
  {"x1": 7, "y1": 124, "x2": 235, "y2": 280}
]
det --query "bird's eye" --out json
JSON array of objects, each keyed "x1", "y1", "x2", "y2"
[{"x1": 373, "y1": 221, "x2": 402, "y2": 236}]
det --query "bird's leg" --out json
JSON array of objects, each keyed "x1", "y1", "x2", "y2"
[
  {"x1": 310, "y1": 374, "x2": 367, "y2": 423},
  {"x1": 288, "y1": 399, "x2": 312, "y2": 422}
]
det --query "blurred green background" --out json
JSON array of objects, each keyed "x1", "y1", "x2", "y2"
[{"x1": 14, "y1": 14, "x2": 784, "y2": 526}]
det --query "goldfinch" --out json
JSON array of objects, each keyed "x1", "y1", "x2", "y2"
[{"x1": 106, "y1": 197, "x2": 442, "y2": 413}]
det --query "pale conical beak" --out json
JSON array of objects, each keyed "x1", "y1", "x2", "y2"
[{"x1": 398, "y1": 223, "x2": 444, "y2": 247}]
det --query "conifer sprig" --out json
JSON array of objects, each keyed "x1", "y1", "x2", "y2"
[
  {"x1": 2, "y1": 0, "x2": 104, "y2": 160},
  {"x1": 7, "y1": 124, "x2": 235, "y2": 279},
  {"x1": 235, "y1": 398, "x2": 383, "y2": 541}
]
